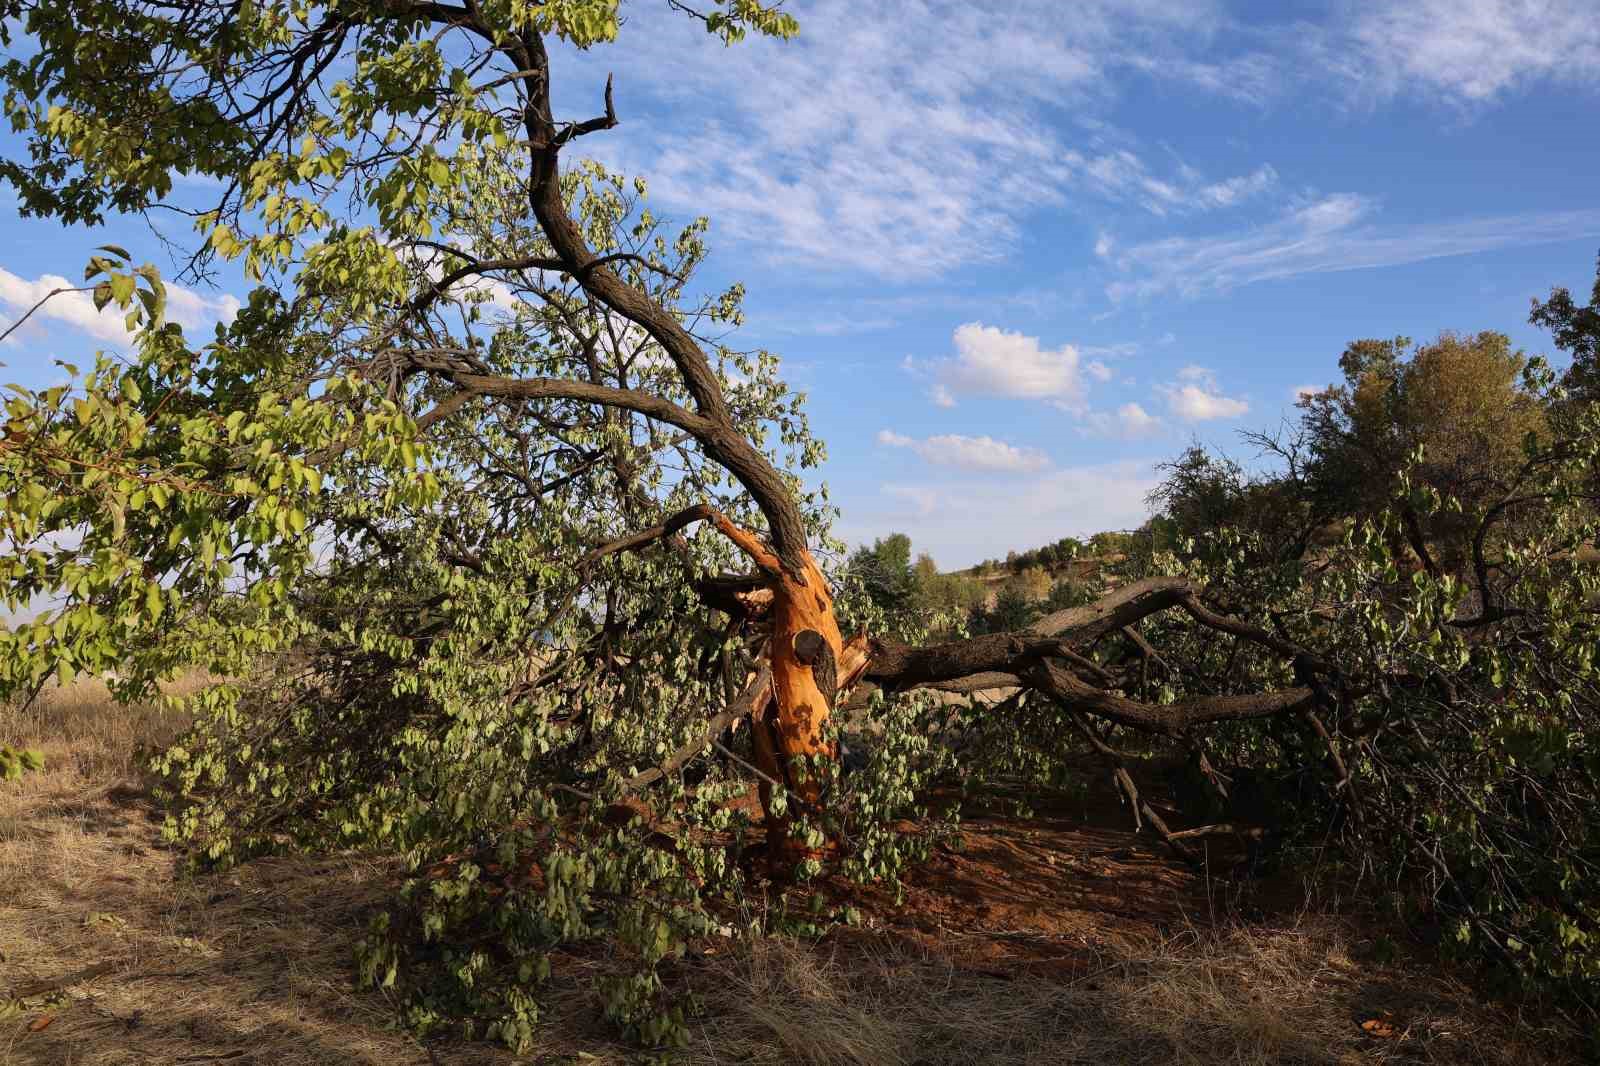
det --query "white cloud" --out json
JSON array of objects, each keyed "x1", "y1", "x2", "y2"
[
  {"x1": 579, "y1": 1, "x2": 1285, "y2": 279},
  {"x1": 859, "y1": 460, "x2": 1161, "y2": 568},
  {"x1": 877, "y1": 428, "x2": 1050, "y2": 472},
  {"x1": 1086, "y1": 360, "x2": 1114, "y2": 382},
  {"x1": 929, "y1": 383, "x2": 957, "y2": 409},
  {"x1": 1291, "y1": 383, "x2": 1322, "y2": 400},
  {"x1": 1103, "y1": 196, "x2": 1600, "y2": 300},
  {"x1": 1163, "y1": 384, "x2": 1249, "y2": 420},
  {"x1": 1194, "y1": 164, "x2": 1278, "y2": 207},
  {"x1": 563, "y1": 3, "x2": 1594, "y2": 288},
  {"x1": 165, "y1": 285, "x2": 243, "y2": 329},
  {"x1": 0, "y1": 266, "x2": 239, "y2": 347},
  {"x1": 1059, "y1": 147, "x2": 1277, "y2": 219},
  {"x1": 930, "y1": 322, "x2": 1090, "y2": 413},
  {"x1": 1157, "y1": 367, "x2": 1249, "y2": 421},
  {"x1": 1084, "y1": 401, "x2": 1162, "y2": 439},
  {"x1": 1343, "y1": 0, "x2": 1600, "y2": 103}
]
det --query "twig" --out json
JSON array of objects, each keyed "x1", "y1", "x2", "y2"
[
  {"x1": 8, "y1": 960, "x2": 117, "y2": 999},
  {"x1": 1063, "y1": 708, "x2": 1197, "y2": 864},
  {"x1": 0, "y1": 285, "x2": 94, "y2": 347}
]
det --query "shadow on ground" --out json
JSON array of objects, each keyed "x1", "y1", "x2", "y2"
[{"x1": 1, "y1": 757, "x2": 1581, "y2": 1065}]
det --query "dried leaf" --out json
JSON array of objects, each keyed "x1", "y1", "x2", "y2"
[{"x1": 28, "y1": 1013, "x2": 54, "y2": 1032}]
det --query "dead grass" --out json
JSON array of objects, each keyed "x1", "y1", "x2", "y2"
[
  {"x1": 0, "y1": 679, "x2": 1585, "y2": 1065},
  {"x1": 683, "y1": 926, "x2": 1578, "y2": 1066}
]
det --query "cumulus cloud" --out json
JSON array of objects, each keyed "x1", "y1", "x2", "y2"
[
  {"x1": 1164, "y1": 384, "x2": 1249, "y2": 420},
  {"x1": 877, "y1": 429, "x2": 1050, "y2": 472},
  {"x1": 1157, "y1": 366, "x2": 1249, "y2": 421},
  {"x1": 927, "y1": 322, "x2": 1090, "y2": 413},
  {"x1": 0, "y1": 266, "x2": 239, "y2": 347}
]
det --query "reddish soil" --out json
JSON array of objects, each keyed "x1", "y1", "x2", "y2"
[{"x1": 820, "y1": 760, "x2": 1271, "y2": 979}]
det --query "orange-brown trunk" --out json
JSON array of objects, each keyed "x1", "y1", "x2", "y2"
[{"x1": 707, "y1": 514, "x2": 870, "y2": 864}]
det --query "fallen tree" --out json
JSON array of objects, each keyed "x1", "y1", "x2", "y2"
[{"x1": 3, "y1": 0, "x2": 1600, "y2": 1048}]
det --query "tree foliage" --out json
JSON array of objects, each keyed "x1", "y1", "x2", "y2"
[
  {"x1": 1145, "y1": 327, "x2": 1600, "y2": 1005},
  {"x1": 1531, "y1": 252, "x2": 1600, "y2": 408}
]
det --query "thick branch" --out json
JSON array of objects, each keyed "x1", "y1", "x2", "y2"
[
  {"x1": 1031, "y1": 658, "x2": 1314, "y2": 736},
  {"x1": 866, "y1": 577, "x2": 1193, "y2": 687},
  {"x1": 1175, "y1": 593, "x2": 1333, "y2": 674},
  {"x1": 625, "y1": 664, "x2": 772, "y2": 792},
  {"x1": 443, "y1": 370, "x2": 715, "y2": 438},
  {"x1": 578, "y1": 504, "x2": 717, "y2": 569},
  {"x1": 517, "y1": 39, "x2": 813, "y2": 577}
]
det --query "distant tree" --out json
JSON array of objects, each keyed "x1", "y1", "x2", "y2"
[
  {"x1": 1011, "y1": 565, "x2": 1052, "y2": 602},
  {"x1": 1531, "y1": 251, "x2": 1600, "y2": 408},
  {"x1": 968, "y1": 583, "x2": 1037, "y2": 635},
  {"x1": 999, "y1": 584, "x2": 1035, "y2": 630},
  {"x1": 1089, "y1": 531, "x2": 1135, "y2": 557},
  {"x1": 1148, "y1": 441, "x2": 1322, "y2": 567},
  {"x1": 911, "y1": 553, "x2": 985, "y2": 631},
  {"x1": 1297, "y1": 331, "x2": 1548, "y2": 575},
  {"x1": 1045, "y1": 577, "x2": 1096, "y2": 611},
  {"x1": 847, "y1": 533, "x2": 917, "y2": 621}
]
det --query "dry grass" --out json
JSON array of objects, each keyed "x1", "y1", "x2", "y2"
[
  {"x1": 1, "y1": 680, "x2": 1584, "y2": 1065},
  {"x1": 684, "y1": 927, "x2": 1577, "y2": 1066}
]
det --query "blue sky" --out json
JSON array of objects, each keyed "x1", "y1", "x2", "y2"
[{"x1": 3, "y1": 0, "x2": 1599, "y2": 568}]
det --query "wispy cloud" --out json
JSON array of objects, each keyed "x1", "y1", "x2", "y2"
[
  {"x1": 877, "y1": 429, "x2": 1051, "y2": 472},
  {"x1": 1340, "y1": 0, "x2": 1600, "y2": 104},
  {"x1": 1103, "y1": 196, "x2": 1600, "y2": 300},
  {"x1": 1194, "y1": 164, "x2": 1279, "y2": 208},
  {"x1": 583, "y1": 1, "x2": 1284, "y2": 279},
  {"x1": 1084, "y1": 401, "x2": 1163, "y2": 438},
  {"x1": 566, "y1": 2, "x2": 1600, "y2": 282}
]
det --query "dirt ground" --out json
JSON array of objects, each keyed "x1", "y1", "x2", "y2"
[{"x1": 1, "y1": 680, "x2": 1585, "y2": 1065}]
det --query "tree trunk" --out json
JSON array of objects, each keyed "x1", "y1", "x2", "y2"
[{"x1": 706, "y1": 513, "x2": 855, "y2": 861}]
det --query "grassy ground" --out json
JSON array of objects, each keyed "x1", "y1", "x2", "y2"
[{"x1": 1, "y1": 680, "x2": 1584, "y2": 1064}]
